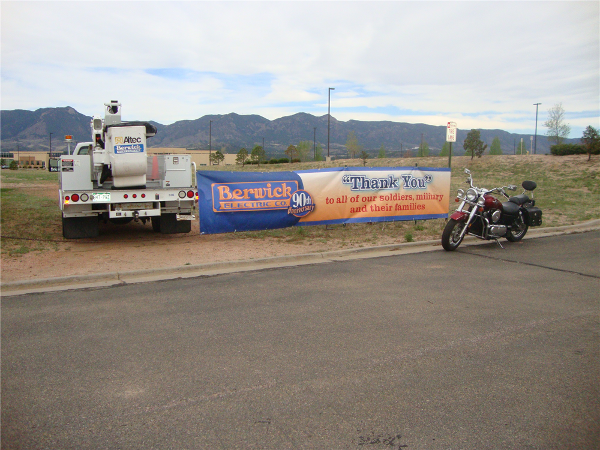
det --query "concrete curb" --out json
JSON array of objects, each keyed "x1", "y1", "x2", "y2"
[{"x1": 3, "y1": 219, "x2": 600, "y2": 295}]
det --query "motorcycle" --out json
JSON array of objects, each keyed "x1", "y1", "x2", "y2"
[{"x1": 442, "y1": 168, "x2": 543, "y2": 251}]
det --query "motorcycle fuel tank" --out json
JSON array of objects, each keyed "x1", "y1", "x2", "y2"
[{"x1": 484, "y1": 194, "x2": 502, "y2": 210}]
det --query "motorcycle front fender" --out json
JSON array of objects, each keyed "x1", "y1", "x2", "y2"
[{"x1": 450, "y1": 211, "x2": 469, "y2": 222}]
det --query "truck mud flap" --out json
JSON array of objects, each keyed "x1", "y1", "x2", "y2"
[
  {"x1": 153, "y1": 213, "x2": 191, "y2": 234},
  {"x1": 62, "y1": 216, "x2": 99, "y2": 239}
]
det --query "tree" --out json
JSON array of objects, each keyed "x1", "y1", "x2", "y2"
[
  {"x1": 9, "y1": 160, "x2": 18, "y2": 170},
  {"x1": 285, "y1": 145, "x2": 297, "y2": 162},
  {"x1": 251, "y1": 145, "x2": 265, "y2": 166},
  {"x1": 417, "y1": 140, "x2": 429, "y2": 157},
  {"x1": 439, "y1": 142, "x2": 451, "y2": 157},
  {"x1": 315, "y1": 143, "x2": 324, "y2": 161},
  {"x1": 296, "y1": 141, "x2": 311, "y2": 162},
  {"x1": 378, "y1": 145, "x2": 386, "y2": 159},
  {"x1": 581, "y1": 125, "x2": 600, "y2": 161},
  {"x1": 463, "y1": 129, "x2": 487, "y2": 160},
  {"x1": 489, "y1": 137, "x2": 502, "y2": 155},
  {"x1": 210, "y1": 149, "x2": 225, "y2": 165},
  {"x1": 359, "y1": 151, "x2": 369, "y2": 166},
  {"x1": 236, "y1": 148, "x2": 249, "y2": 166},
  {"x1": 346, "y1": 131, "x2": 362, "y2": 159},
  {"x1": 544, "y1": 102, "x2": 571, "y2": 145}
]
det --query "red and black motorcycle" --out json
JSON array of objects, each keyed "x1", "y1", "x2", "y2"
[{"x1": 442, "y1": 168, "x2": 543, "y2": 251}]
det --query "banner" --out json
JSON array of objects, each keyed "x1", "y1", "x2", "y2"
[{"x1": 196, "y1": 167, "x2": 451, "y2": 234}]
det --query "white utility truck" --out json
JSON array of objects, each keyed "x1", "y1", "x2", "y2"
[{"x1": 59, "y1": 101, "x2": 196, "y2": 239}]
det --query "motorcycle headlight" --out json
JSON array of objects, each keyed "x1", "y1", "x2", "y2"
[
  {"x1": 466, "y1": 188, "x2": 478, "y2": 202},
  {"x1": 477, "y1": 196, "x2": 485, "y2": 206},
  {"x1": 456, "y1": 189, "x2": 465, "y2": 199}
]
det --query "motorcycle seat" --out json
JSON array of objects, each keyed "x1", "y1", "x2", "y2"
[
  {"x1": 502, "y1": 201, "x2": 520, "y2": 215},
  {"x1": 509, "y1": 194, "x2": 530, "y2": 205}
]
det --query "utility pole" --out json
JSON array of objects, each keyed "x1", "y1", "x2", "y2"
[
  {"x1": 327, "y1": 87, "x2": 335, "y2": 158},
  {"x1": 209, "y1": 120, "x2": 212, "y2": 162},
  {"x1": 313, "y1": 127, "x2": 316, "y2": 161}
]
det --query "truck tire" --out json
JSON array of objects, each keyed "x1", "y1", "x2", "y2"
[
  {"x1": 151, "y1": 216, "x2": 161, "y2": 232},
  {"x1": 62, "y1": 216, "x2": 99, "y2": 239},
  {"x1": 157, "y1": 214, "x2": 191, "y2": 234}
]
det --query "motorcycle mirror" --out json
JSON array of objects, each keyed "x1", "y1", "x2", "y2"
[
  {"x1": 464, "y1": 168, "x2": 471, "y2": 174},
  {"x1": 508, "y1": 185, "x2": 516, "y2": 191}
]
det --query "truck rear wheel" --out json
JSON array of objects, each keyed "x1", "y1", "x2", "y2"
[
  {"x1": 154, "y1": 214, "x2": 191, "y2": 234},
  {"x1": 62, "y1": 216, "x2": 99, "y2": 239},
  {"x1": 151, "y1": 216, "x2": 161, "y2": 232}
]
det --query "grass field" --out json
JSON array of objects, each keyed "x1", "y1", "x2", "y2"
[{"x1": 1, "y1": 155, "x2": 598, "y2": 256}]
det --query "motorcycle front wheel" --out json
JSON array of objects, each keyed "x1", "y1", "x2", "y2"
[
  {"x1": 442, "y1": 219, "x2": 467, "y2": 251},
  {"x1": 506, "y1": 215, "x2": 528, "y2": 242}
]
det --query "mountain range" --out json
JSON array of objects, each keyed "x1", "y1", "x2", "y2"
[{"x1": 1, "y1": 106, "x2": 571, "y2": 158}]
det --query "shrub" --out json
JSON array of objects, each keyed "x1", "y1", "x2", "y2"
[{"x1": 550, "y1": 143, "x2": 585, "y2": 155}]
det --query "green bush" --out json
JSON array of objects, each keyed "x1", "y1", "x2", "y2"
[{"x1": 550, "y1": 143, "x2": 585, "y2": 155}]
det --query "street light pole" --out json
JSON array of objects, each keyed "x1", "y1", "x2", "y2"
[
  {"x1": 327, "y1": 87, "x2": 335, "y2": 158},
  {"x1": 209, "y1": 120, "x2": 212, "y2": 161},
  {"x1": 49, "y1": 132, "x2": 53, "y2": 160},
  {"x1": 533, "y1": 103, "x2": 541, "y2": 154},
  {"x1": 313, "y1": 127, "x2": 316, "y2": 160}
]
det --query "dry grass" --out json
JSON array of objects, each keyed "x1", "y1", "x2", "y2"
[{"x1": 1, "y1": 155, "x2": 598, "y2": 257}]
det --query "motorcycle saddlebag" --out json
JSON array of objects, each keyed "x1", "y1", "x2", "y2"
[{"x1": 525, "y1": 206, "x2": 543, "y2": 227}]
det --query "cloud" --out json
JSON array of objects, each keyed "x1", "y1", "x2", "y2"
[{"x1": 1, "y1": 1, "x2": 598, "y2": 137}]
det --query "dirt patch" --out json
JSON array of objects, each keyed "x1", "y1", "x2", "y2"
[{"x1": 1, "y1": 220, "x2": 404, "y2": 283}]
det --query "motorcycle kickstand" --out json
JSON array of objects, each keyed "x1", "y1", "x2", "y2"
[{"x1": 494, "y1": 239, "x2": 504, "y2": 249}]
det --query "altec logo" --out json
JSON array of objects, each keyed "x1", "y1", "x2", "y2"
[
  {"x1": 212, "y1": 181, "x2": 299, "y2": 212},
  {"x1": 114, "y1": 136, "x2": 142, "y2": 144}
]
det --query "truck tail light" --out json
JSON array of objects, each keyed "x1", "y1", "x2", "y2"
[
  {"x1": 195, "y1": 192, "x2": 199, "y2": 201},
  {"x1": 187, "y1": 190, "x2": 194, "y2": 198},
  {"x1": 64, "y1": 196, "x2": 70, "y2": 204},
  {"x1": 71, "y1": 194, "x2": 80, "y2": 202}
]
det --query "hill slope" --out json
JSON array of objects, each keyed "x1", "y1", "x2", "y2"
[{"x1": 1, "y1": 106, "x2": 570, "y2": 157}]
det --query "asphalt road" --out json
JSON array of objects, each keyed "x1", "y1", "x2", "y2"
[{"x1": 2, "y1": 231, "x2": 599, "y2": 450}]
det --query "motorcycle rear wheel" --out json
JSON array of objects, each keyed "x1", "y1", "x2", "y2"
[
  {"x1": 506, "y1": 215, "x2": 528, "y2": 242},
  {"x1": 442, "y1": 219, "x2": 466, "y2": 251}
]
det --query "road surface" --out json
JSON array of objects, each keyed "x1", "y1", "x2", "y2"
[{"x1": 2, "y1": 231, "x2": 599, "y2": 449}]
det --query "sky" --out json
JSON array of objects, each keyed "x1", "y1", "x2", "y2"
[{"x1": 1, "y1": 1, "x2": 598, "y2": 138}]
